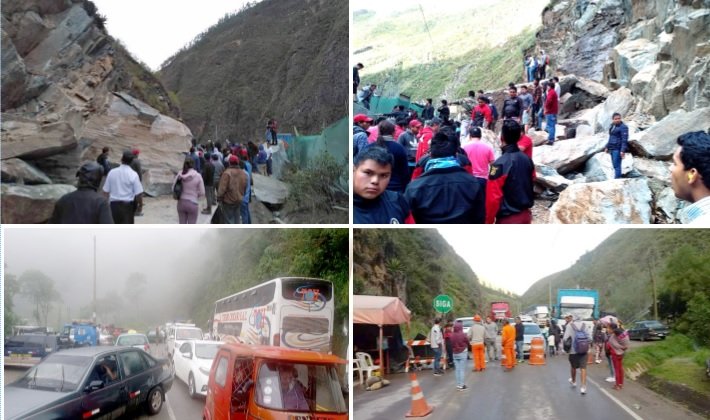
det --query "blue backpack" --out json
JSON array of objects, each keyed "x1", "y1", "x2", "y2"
[{"x1": 571, "y1": 323, "x2": 589, "y2": 354}]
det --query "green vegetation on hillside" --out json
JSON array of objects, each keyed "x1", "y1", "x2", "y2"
[
  {"x1": 521, "y1": 229, "x2": 710, "y2": 324},
  {"x1": 354, "y1": 229, "x2": 519, "y2": 337}
]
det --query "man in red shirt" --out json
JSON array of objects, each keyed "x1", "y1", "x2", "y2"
[
  {"x1": 544, "y1": 80, "x2": 559, "y2": 145},
  {"x1": 415, "y1": 117, "x2": 441, "y2": 162},
  {"x1": 471, "y1": 97, "x2": 493, "y2": 129}
]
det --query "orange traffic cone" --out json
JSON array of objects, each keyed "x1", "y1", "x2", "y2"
[
  {"x1": 405, "y1": 372, "x2": 434, "y2": 417},
  {"x1": 528, "y1": 337, "x2": 546, "y2": 366}
]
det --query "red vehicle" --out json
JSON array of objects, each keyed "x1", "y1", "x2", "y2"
[
  {"x1": 490, "y1": 301, "x2": 511, "y2": 321},
  {"x1": 203, "y1": 343, "x2": 347, "y2": 420}
]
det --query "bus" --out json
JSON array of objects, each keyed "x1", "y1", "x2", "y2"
[{"x1": 211, "y1": 277, "x2": 334, "y2": 353}]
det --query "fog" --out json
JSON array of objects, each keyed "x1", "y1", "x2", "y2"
[{"x1": 4, "y1": 227, "x2": 217, "y2": 330}]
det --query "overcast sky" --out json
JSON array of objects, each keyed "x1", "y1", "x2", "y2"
[
  {"x1": 438, "y1": 226, "x2": 620, "y2": 295},
  {"x1": 93, "y1": 0, "x2": 257, "y2": 70}
]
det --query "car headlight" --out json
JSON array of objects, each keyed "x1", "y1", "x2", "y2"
[{"x1": 199, "y1": 366, "x2": 211, "y2": 376}]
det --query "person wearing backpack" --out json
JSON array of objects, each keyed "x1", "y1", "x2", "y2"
[{"x1": 562, "y1": 314, "x2": 591, "y2": 395}]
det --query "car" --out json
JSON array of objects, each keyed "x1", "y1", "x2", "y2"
[
  {"x1": 628, "y1": 320, "x2": 670, "y2": 341},
  {"x1": 4, "y1": 334, "x2": 60, "y2": 367},
  {"x1": 4, "y1": 345, "x2": 173, "y2": 420},
  {"x1": 203, "y1": 343, "x2": 347, "y2": 420},
  {"x1": 521, "y1": 322, "x2": 545, "y2": 357},
  {"x1": 173, "y1": 340, "x2": 223, "y2": 398},
  {"x1": 115, "y1": 333, "x2": 151, "y2": 353},
  {"x1": 454, "y1": 317, "x2": 475, "y2": 336},
  {"x1": 166, "y1": 324, "x2": 203, "y2": 358}
]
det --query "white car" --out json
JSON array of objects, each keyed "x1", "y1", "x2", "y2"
[
  {"x1": 166, "y1": 325, "x2": 203, "y2": 358},
  {"x1": 173, "y1": 340, "x2": 223, "y2": 398},
  {"x1": 115, "y1": 333, "x2": 151, "y2": 353}
]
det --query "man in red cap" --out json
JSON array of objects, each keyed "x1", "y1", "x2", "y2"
[
  {"x1": 129, "y1": 148, "x2": 143, "y2": 216},
  {"x1": 353, "y1": 113, "x2": 374, "y2": 159},
  {"x1": 239, "y1": 148, "x2": 252, "y2": 224},
  {"x1": 217, "y1": 155, "x2": 248, "y2": 224},
  {"x1": 397, "y1": 119, "x2": 422, "y2": 178}
]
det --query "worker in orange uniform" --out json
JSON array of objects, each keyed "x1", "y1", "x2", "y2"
[
  {"x1": 467, "y1": 315, "x2": 486, "y2": 371},
  {"x1": 501, "y1": 318, "x2": 516, "y2": 371}
]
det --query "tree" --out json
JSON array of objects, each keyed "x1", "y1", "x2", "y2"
[
  {"x1": 4, "y1": 272, "x2": 20, "y2": 336},
  {"x1": 19, "y1": 270, "x2": 60, "y2": 327}
]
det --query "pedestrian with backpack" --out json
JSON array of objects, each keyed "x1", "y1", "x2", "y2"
[{"x1": 562, "y1": 314, "x2": 591, "y2": 395}]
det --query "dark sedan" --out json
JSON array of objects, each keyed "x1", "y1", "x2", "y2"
[
  {"x1": 628, "y1": 320, "x2": 670, "y2": 341},
  {"x1": 4, "y1": 346, "x2": 173, "y2": 420}
]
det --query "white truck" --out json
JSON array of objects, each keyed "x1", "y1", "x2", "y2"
[{"x1": 166, "y1": 323, "x2": 204, "y2": 359}]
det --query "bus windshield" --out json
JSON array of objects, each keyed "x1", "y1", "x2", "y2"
[{"x1": 255, "y1": 362, "x2": 347, "y2": 414}]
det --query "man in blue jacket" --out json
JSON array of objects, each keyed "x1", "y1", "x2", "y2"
[
  {"x1": 353, "y1": 113, "x2": 373, "y2": 160},
  {"x1": 353, "y1": 147, "x2": 411, "y2": 224},
  {"x1": 604, "y1": 113, "x2": 629, "y2": 179}
]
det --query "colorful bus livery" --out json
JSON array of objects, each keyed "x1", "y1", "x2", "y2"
[{"x1": 212, "y1": 278, "x2": 334, "y2": 354}]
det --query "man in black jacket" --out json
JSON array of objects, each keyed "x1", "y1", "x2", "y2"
[
  {"x1": 404, "y1": 132, "x2": 485, "y2": 223},
  {"x1": 515, "y1": 317, "x2": 525, "y2": 363},
  {"x1": 354, "y1": 147, "x2": 411, "y2": 224},
  {"x1": 50, "y1": 162, "x2": 113, "y2": 224}
]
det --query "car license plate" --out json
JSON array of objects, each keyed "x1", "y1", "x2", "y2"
[
  {"x1": 657, "y1": 333, "x2": 665, "y2": 336},
  {"x1": 9, "y1": 353, "x2": 32, "y2": 359}
]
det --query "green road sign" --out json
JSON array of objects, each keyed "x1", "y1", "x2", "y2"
[{"x1": 433, "y1": 294, "x2": 453, "y2": 313}]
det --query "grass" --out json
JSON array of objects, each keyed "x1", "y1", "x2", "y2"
[{"x1": 624, "y1": 334, "x2": 710, "y2": 395}]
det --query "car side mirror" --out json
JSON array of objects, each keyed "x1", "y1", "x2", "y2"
[
  {"x1": 182, "y1": 351, "x2": 192, "y2": 359},
  {"x1": 85, "y1": 380, "x2": 104, "y2": 392}
]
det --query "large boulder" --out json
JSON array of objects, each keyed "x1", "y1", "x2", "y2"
[
  {"x1": 1, "y1": 183, "x2": 75, "y2": 223},
  {"x1": 12, "y1": 10, "x2": 50, "y2": 56},
  {"x1": 612, "y1": 39, "x2": 660, "y2": 86},
  {"x1": 252, "y1": 173, "x2": 289, "y2": 205},
  {"x1": 655, "y1": 187, "x2": 683, "y2": 224},
  {"x1": 633, "y1": 157, "x2": 671, "y2": 182},
  {"x1": 142, "y1": 168, "x2": 177, "y2": 197},
  {"x1": 535, "y1": 165, "x2": 570, "y2": 192},
  {"x1": 1, "y1": 118, "x2": 77, "y2": 160},
  {"x1": 684, "y1": 57, "x2": 710, "y2": 112},
  {"x1": 583, "y1": 152, "x2": 634, "y2": 182},
  {"x1": 594, "y1": 87, "x2": 635, "y2": 132},
  {"x1": 630, "y1": 61, "x2": 678, "y2": 119},
  {"x1": 630, "y1": 107, "x2": 710, "y2": 159},
  {"x1": 1, "y1": 28, "x2": 28, "y2": 111},
  {"x1": 549, "y1": 178, "x2": 653, "y2": 224},
  {"x1": 533, "y1": 133, "x2": 607, "y2": 174},
  {"x1": 1, "y1": 158, "x2": 52, "y2": 184}
]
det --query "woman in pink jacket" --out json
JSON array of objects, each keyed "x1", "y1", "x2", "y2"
[
  {"x1": 173, "y1": 157, "x2": 205, "y2": 224},
  {"x1": 606, "y1": 323, "x2": 629, "y2": 390}
]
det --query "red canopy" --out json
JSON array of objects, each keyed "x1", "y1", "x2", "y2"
[{"x1": 353, "y1": 295, "x2": 411, "y2": 326}]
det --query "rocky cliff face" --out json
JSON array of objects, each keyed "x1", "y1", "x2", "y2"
[
  {"x1": 526, "y1": 0, "x2": 710, "y2": 223},
  {"x1": 158, "y1": 0, "x2": 348, "y2": 141},
  {"x1": 1, "y1": 0, "x2": 192, "y2": 222}
]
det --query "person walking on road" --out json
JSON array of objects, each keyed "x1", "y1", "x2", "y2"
[
  {"x1": 444, "y1": 320, "x2": 455, "y2": 369},
  {"x1": 551, "y1": 319, "x2": 562, "y2": 354},
  {"x1": 50, "y1": 162, "x2": 113, "y2": 224},
  {"x1": 430, "y1": 318, "x2": 445, "y2": 376},
  {"x1": 593, "y1": 319, "x2": 605, "y2": 363},
  {"x1": 451, "y1": 320, "x2": 469, "y2": 391},
  {"x1": 102, "y1": 150, "x2": 143, "y2": 224},
  {"x1": 607, "y1": 322, "x2": 629, "y2": 390},
  {"x1": 563, "y1": 314, "x2": 591, "y2": 395},
  {"x1": 201, "y1": 153, "x2": 215, "y2": 215},
  {"x1": 605, "y1": 113, "x2": 629, "y2": 179},
  {"x1": 173, "y1": 157, "x2": 205, "y2": 224},
  {"x1": 501, "y1": 319, "x2": 516, "y2": 371},
  {"x1": 484, "y1": 316, "x2": 498, "y2": 362},
  {"x1": 217, "y1": 155, "x2": 248, "y2": 224},
  {"x1": 468, "y1": 315, "x2": 486, "y2": 372},
  {"x1": 514, "y1": 317, "x2": 525, "y2": 364}
]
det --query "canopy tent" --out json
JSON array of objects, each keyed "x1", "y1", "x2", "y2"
[{"x1": 353, "y1": 295, "x2": 411, "y2": 377}]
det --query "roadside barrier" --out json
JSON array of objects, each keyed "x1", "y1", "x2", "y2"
[
  {"x1": 405, "y1": 340, "x2": 447, "y2": 372},
  {"x1": 405, "y1": 372, "x2": 434, "y2": 418},
  {"x1": 529, "y1": 337, "x2": 546, "y2": 365}
]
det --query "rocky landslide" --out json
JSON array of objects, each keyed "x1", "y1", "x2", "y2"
[
  {"x1": 527, "y1": 0, "x2": 709, "y2": 223},
  {"x1": 1, "y1": 0, "x2": 192, "y2": 223}
]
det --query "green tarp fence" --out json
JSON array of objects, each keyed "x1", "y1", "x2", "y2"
[
  {"x1": 287, "y1": 117, "x2": 348, "y2": 169},
  {"x1": 355, "y1": 96, "x2": 425, "y2": 117}
]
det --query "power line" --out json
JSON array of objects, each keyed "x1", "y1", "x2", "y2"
[{"x1": 418, "y1": 4, "x2": 435, "y2": 55}]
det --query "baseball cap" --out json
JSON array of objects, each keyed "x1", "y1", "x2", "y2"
[
  {"x1": 469, "y1": 126, "x2": 482, "y2": 138},
  {"x1": 131, "y1": 148, "x2": 140, "y2": 156},
  {"x1": 430, "y1": 117, "x2": 442, "y2": 125},
  {"x1": 228, "y1": 155, "x2": 239, "y2": 164},
  {"x1": 409, "y1": 119, "x2": 422, "y2": 128},
  {"x1": 354, "y1": 114, "x2": 374, "y2": 123}
]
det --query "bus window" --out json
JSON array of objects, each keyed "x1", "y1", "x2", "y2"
[
  {"x1": 281, "y1": 279, "x2": 332, "y2": 301},
  {"x1": 218, "y1": 322, "x2": 243, "y2": 339}
]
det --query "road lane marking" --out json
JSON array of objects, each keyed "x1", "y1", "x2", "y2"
[
  {"x1": 165, "y1": 394, "x2": 178, "y2": 420},
  {"x1": 588, "y1": 378, "x2": 643, "y2": 420}
]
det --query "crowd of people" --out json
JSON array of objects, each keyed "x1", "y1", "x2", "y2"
[
  {"x1": 50, "y1": 136, "x2": 277, "y2": 224},
  {"x1": 427, "y1": 314, "x2": 630, "y2": 395},
  {"x1": 353, "y1": 78, "x2": 710, "y2": 224}
]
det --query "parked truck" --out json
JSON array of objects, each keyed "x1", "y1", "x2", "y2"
[
  {"x1": 490, "y1": 301, "x2": 511, "y2": 321},
  {"x1": 523, "y1": 305, "x2": 550, "y2": 327},
  {"x1": 554, "y1": 289, "x2": 599, "y2": 332}
]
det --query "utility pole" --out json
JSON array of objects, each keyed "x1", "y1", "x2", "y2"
[
  {"x1": 647, "y1": 250, "x2": 658, "y2": 320},
  {"x1": 93, "y1": 235, "x2": 97, "y2": 324}
]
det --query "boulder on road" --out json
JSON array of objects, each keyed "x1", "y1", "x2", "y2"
[
  {"x1": 535, "y1": 165, "x2": 570, "y2": 192},
  {"x1": 594, "y1": 87, "x2": 635, "y2": 132},
  {"x1": 583, "y1": 152, "x2": 634, "y2": 182},
  {"x1": 252, "y1": 173, "x2": 289, "y2": 205},
  {"x1": 1, "y1": 183, "x2": 75, "y2": 223},
  {"x1": 630, "y1": 107, "x2": 710, "y2": 159},
  {"x1": 1, "y1": 118, "x2": 77, "y2": 160},
  {"x1": 142, "y1": 168, "x2": 177, "y2": 198},
  {"x1": 1, "y1": 158, "x2": 53, "y2": 184},
  {"x1": 549, "y1": 178, "x2": 653, "y2": 224},
  {"x1": 655, "y1": 187, "x2": 683, "y2": 224},
  {"x1": 533, "y1": 133, "x2": 607, "y2": 174}
]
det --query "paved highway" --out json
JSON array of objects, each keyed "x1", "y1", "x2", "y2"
[{"x1": 353, "y1": 352, "x2": 703, "y2": 420}]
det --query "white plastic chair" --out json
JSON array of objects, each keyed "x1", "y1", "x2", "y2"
[
  {"x1": 352, "y1": 358, "x2": 364, "y2": 387},
  {"x1": 355, "y1": 352, "x2": 380, "y2": 382}
]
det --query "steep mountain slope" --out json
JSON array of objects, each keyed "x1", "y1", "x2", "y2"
[
  {"x1": 520, "y1": 229, "x2": 710, "y2": 322},
  {"x1": 353, "y1": 229, "x2": 520, "y2": 333},
  {"x1": 159, "y1": 0, "x2": 348, "y2": 141}
]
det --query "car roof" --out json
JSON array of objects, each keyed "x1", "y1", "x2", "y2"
[
  {"x1": 455, "y1": 317, "x2": 473, "y2": 321},
  {"x1": 117, "y1": 333, "x2": 148, "y2": 338},
  {"x1": 219, "y1": 343, "x2": 345, "y2": 364},
  {"x1": 189, "y1": 340, "x2": 223, "y2": 345},
  {"x1": 46, "y1": 345, "x2": 122, "y2": 357}
]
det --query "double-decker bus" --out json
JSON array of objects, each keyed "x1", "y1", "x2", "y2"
[{"x1": 211, "y1": 277, "x2": 334, "y2": 353}]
